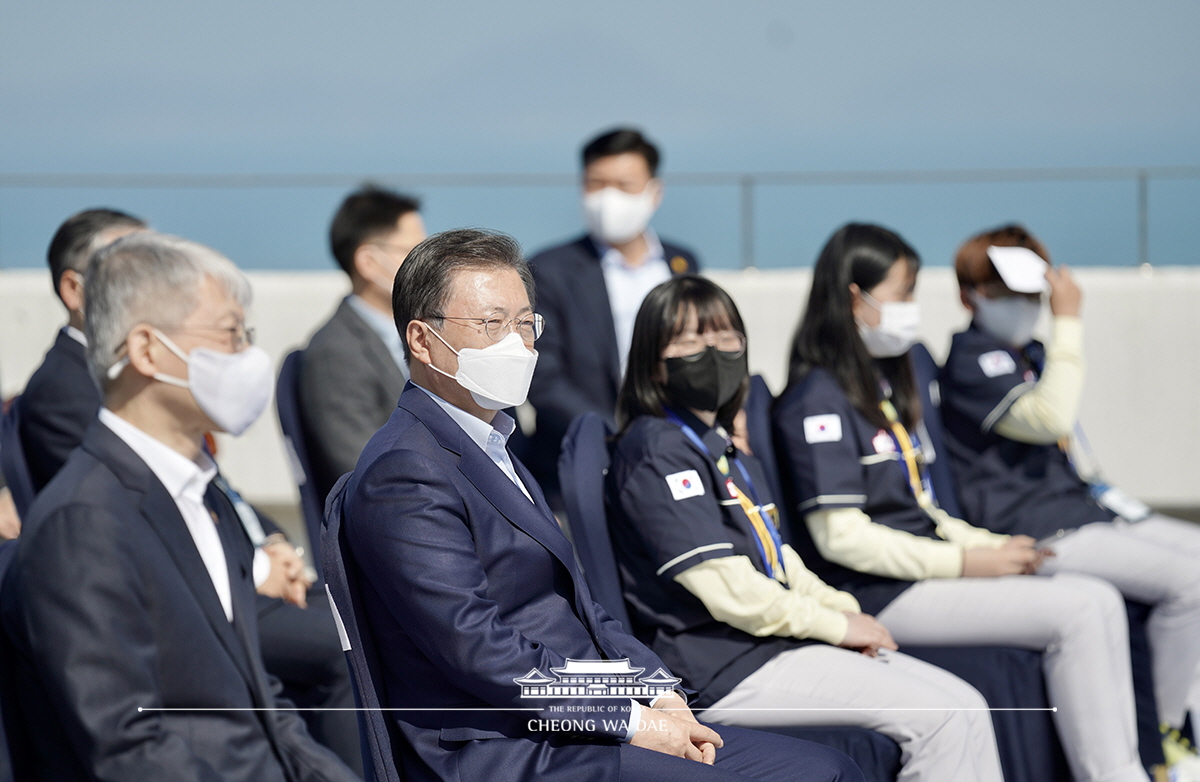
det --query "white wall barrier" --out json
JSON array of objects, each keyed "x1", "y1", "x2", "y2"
[{"x1": 3, "y1": 266, "x2": 1197, "y2": 507}]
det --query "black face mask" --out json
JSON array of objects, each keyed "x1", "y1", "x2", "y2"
[{"x1": 664, "y1": 346, "x2": 748, "y2": 413}]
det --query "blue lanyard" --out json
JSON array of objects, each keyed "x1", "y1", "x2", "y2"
[{"x1": 663, "y1": 409, "x2": 787, "y2": 581}]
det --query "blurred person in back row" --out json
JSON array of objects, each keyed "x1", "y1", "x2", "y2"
[
  {"x1": 0, "y1": 231, "x2": 359, "y2": 782},
  {"x1": 11, "y1": 208, "x2": 363, "y2": 772},
  {"x1": 527, "y1": 128, "x2": 699, "y2": 503},
  {"x1": 300, "y1": 185, "x2": 426, "y2": 502},
  {"x1": 939, "y1": 223, "x2": 1200, "y2": 761}
]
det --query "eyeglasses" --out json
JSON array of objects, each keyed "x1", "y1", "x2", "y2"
[
  {"x1": 171, "y1": 324, "x2": 256, "y2": 351},
  {"x1": 435, "y1": 313, "x2": 545, "y2": 344},
  {"x1": 665, "y1": 330, "x2": 746, "y2": 359}
]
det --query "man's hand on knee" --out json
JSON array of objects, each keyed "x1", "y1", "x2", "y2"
[{"x1": 630, "y1": 709, "x2": 723, "y2": 764}]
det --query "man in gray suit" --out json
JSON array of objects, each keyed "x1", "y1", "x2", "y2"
[{"x1": 299, "y1": 185, "x2": 426, "y2": 500}]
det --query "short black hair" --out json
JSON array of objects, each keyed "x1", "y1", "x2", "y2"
[
  {"x1": 581, "y1": 128, "x2": 660, "y2": 176},
  {"x1": 616, "y1": 275, "x2": 748, "y2": 434},
  {"x1": 785, "y1": 222, "x2": 922, "y2": 430},
  {"x1": 47, "y1": 208, "x2": 146, "y2": 302},
  {"x1": 392, "y1": 228, "x2": 534, "y2": 361},
  {"x1": 329, "y1": 184, "x2": 421, "y2": 277}
]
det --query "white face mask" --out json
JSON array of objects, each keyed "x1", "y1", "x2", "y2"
[
  {"x1": 108, "y1": 328, "x2": 274, "y2": 436},
  {"x1": 856, "y1": 291, "x2": 920, "y2": 358},
  {"x1": 582, "y1": 184, "x2": 659, "y2": 245},
  {"x1": 971, "y1": 292, "x2": 1042, "y2": 348},
  {"x1": 425, "y1": 327, "x2": 538, "y2": 410}
]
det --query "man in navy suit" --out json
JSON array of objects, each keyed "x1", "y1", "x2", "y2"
[
  {"x1": 1, "y1": 232, "x2": 359, "y2": 781},
  {"x1": 526, "y1": 128, "x2": 699, "y2": 497},
  {"x1": 13, "y1": 208, "x2": 364, "y2": 773},
  {"x1": 331, "y1": 228, "x2": 860, "y2": 782},
  {"x1": 20, "y1": 208, "x2": 146, "y2": 492}
]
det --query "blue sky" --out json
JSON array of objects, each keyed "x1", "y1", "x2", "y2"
[{"x1": 1, "y1": 0, "x2": 1197, "y2": 269}]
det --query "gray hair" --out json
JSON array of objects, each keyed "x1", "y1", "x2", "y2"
[
  {"x1": 85, "y1": 231, "x2": 252, "y2": 390},
  {"x1": 392, "y1": 228, "x2": 534, "y2": 361}
]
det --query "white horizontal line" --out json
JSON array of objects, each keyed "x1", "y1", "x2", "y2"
[
  {"x1": 140, "y1": 706, "x2": 1056, "y2": 713},
  {"x1": 701, "y1": 707, "x2": 1057, "y2": 712}
]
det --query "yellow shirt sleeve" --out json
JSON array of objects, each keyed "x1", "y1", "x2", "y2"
[
  {"x1": 994, "y1": 315, "x2": 1085, "y2": 444},
  {"x1": 805, "y1": 506, "x2": 965, "y2": 580},
  {"x1": 673, "y1": 545, "x2": 855, "y2": 645},
  {"x1": 926, "y1": 506, "x2": 1010, "y2": 549}
]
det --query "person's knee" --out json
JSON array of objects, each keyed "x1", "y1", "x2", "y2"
[
  {"x1": 1052, "y1": 572, "x2": 1128, "y2": 642},
  {"x1": 803, "y1": 744, "x2": 866, "y2": 782}
]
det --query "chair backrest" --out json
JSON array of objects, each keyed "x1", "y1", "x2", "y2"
[
  {"x1": 322, "y1": 475, "x2": 403, "y2": 782},
  {"x1": 742, "y1": 374, "x2": 790, "y2": 528},
  {"x1": 275, "y1": 350, "x2": 326, "y2": 580},
  {"x1": 0, "y1": 397, "x2": 36, "y2": 520},
  {"x1": 0, "y1": 539, "x2": 25, "y2": 781},
  {"x1": 909, "y1": 343, "x2": 965, "y2": 520},
  {"x1": 556, "y1": 412, "x2": 630, "y2": 628}
]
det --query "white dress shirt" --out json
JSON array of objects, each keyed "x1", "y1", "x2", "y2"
[
  {"x1": 595, "y1": 230, "x2": 671, "y2": 374},
  {"x1": 98, "y1": 409, "x2": 233, "y2": 622}
]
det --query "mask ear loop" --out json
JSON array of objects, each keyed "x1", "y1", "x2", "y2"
[
  {"x1": 108, "y1": 328, "x2": 192, "y2": 387},
  {"x1": 420, "y1": 321, "x2": 462, "y2": 383}
]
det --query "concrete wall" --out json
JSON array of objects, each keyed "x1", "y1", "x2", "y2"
[{"x1": 3, "y1": 266, "x2": 1197, "y2": 507}]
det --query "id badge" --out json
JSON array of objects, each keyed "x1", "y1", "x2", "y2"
[{"x1": 1096, "y1": 486, "x2": 1152, "y2": 522}]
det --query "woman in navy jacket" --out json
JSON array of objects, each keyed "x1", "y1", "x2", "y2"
[
  {"x1": 606, "y1": 275, "x2": 1004, "y2": 782},
  {"x1": 772, "y1": 223, "x2": 1149, "y2": 782},
  {"x1": 939, "y1": 223, "x2": 1200, "y2": 750}
]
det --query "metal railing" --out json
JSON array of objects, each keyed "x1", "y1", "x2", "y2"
[{"x1": 3, "y1": 165, "x2": 1198, "y2": 269}]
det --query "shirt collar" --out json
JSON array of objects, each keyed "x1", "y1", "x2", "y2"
[
  {"x1": 64, "y1": 325, "x2": 87, "y2": 346},
  {"x1": 414, "y1": 383, "x2": 516, "y2": 453},
  {"x1": 593, "y1": 228, "x2": 664, "y2": 271},
  {"x1": 98, "y1": 408, "x2": 217, "y2": 503}
]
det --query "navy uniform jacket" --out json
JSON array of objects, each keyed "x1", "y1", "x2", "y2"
[
  {"x1": 337, "y1": 384, "x2": 675, "y2": 782},
  {"x1": 526, "y1": 235, "x2": 698, "y2": 486},
  {"x1": 939, "y1": 324, "x2": 1113, "y2": 540},
  {"x1": 19, "y1": 329, "x2": 101, "y2": 492},
  {"x1": 772, "y1": 368, "x2": 932, "y2": 615},
  {"x1": 607, "y1": 412, "x2": 811, "y2": 709},
  {"x1": 0, "y1": 422, "x2": 357, "y2": 782}
]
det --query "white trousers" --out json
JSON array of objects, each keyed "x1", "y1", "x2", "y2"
[
  {"x1": 697, "y1": 645, "x2": 1004, "y2": 782},
  {"x1": 876, "y1": 573, "x2": 1148, "y2": 782},
  {"x1": 1039, "y1": 514, "x2": 1200, "y2": 728}
]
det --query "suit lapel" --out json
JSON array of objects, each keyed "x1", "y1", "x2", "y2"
[
  {"x1": 84, "y1": 426, "x2": 259, "y2": 692},
  {"x1": 339, "y1": 298, "x2": 406, "y2": 387},
  {"x1": 574, "y1": 238, "x2": 622, "y2": 391},
  {"x1": 400, "y1": 389, "x2": 580, "y2": 580}
]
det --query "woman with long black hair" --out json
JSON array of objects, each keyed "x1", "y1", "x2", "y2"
[
  {"x1": 773, "y1": 222, "x2": 1148, "y2": 782},
  {"x1": 606, "y1": 274, "x2": 1004, "y2": 782}
]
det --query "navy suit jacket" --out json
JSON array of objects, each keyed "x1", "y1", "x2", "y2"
[
  {"x1": 334, "y1": 383, "x2": 675, "y2": 781},
  {"x1": 19, "y1": 329, "x2": 101, "y2": 492},
  {"x1": 526, "y1": 235, "x2": 698, "y2": 483},
  {"x1": 0, "y1": 422, "x2": 356, "y2": 782}
]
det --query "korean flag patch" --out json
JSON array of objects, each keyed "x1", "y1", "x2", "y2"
[
  {"x1": 665, "y1": 470, "x2": 705, "y2": 501},
  {"x1": 979, "y1": 350, "x2": 1017, "y2": 378},
  {"x1": 803, "y1": 414, "x2": 842, "y2": 444}
]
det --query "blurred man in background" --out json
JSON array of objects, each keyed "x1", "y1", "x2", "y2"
[
  {"x1": 300, "y1": 185, "x2": 425, "y2": 501},
  {"x1": 526, "y1": 128, "x2": 698, "y2": 501}
]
